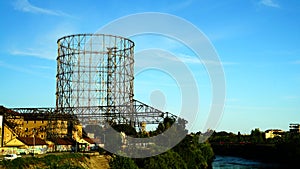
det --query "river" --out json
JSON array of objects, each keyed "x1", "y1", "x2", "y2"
[{"x1": 212, "y1": 155, "x2": 288, "y2": 169}]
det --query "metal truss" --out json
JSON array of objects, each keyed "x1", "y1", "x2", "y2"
[
  {"x1": 11, "y1": 99, "x2": 177, "y2": 130},
  {"x1": 6, "y1": 34, "x2": 180, "y2": 138},
  {"x1": 56, "y1": 34, "x2": 134, "y2": 122},
  {"x1": 11, "y1": 107, "x2": 55, "y2": 114}
]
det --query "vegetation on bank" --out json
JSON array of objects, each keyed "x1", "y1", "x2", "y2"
[
  {"x1": 109, "y1": 116, "x2": 215, "y2": 169},
  {"x1": 209, "y1": 129, "x2": 300, "y2": 164},
  {"x1": 109, "y1": 135, "x2": 214, "y2": 169},
  {"x1": 0, "y1": 153, "x2": 88, "y2": 169}
]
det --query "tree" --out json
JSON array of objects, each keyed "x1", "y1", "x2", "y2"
[
  {"x1": 112, "y1": 124, "x2": 137, "y2": 136},
  {"x1": 250, "y1": 128, "x2": 264, "y2": 143},
  {"x1": 153, "y1": 116, "x2": 188, "y2": 148},
  {"x1": 104, "y1": 127, "x2": 123, "y2": 154},
  {"x1": 143, "y1": 150, "x2": 187, "y2": 169},
  {"x1": 109, "y1": 155, "x2": 139, "y2": 169},
  {"x1": 84, "y1": 124, "x2": 104, "y2": 139},
  {"x1": 173, "y1": 134, "x2": 214, "y2": 169}
]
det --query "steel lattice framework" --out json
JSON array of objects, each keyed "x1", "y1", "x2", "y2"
[
  {"x1": 11, "y1": 99, "x2": 176, "y2": 127},
  {"x1": 9, "y1": 34, "x2": 178, "y2": 138},
  {"x1": 56, "y1": 34, "x2": 135, "y2": 124}
]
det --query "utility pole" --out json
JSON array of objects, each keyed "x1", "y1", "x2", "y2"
[{"x1": 33, "y1": 129, "x2": 35, "y2": 156}]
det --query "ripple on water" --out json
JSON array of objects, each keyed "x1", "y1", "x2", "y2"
[{"x1": 212, "y1": 155, "x2": 286, "y2": 169}]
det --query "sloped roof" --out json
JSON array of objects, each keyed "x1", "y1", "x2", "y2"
[
  {"x1": 92, "y1": 138, "x2": 102, "y2": 144},
  {"x1": 0, "y1": 106, "x2": 20, "y2": 116},
  {"x1": 265, "y1": 129, "x2": 284, "y2": 133},
  {"x1": 17, "y1": 137, "x2": 48, "y2": 146},
  {"x1": 50, "y1": 137, "x2": 75, "y2": 145},
  {"x1": 83, "y1": 137, "x2": 95, "y2": 144}
]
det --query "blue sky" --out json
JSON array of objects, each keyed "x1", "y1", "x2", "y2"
[{"x1": 0, "y1": 0, "x2": 299, "y2": 134}]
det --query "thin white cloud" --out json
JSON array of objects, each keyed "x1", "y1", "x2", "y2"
[
  {"x1": 260, "y1": 0, "x2": 280, "y2": 8},
  {"x1": 9, "y1": 22, "x2": 77, "y2": 60},
  {"x1": 30, "y1": 65, "x2": 54, "y2": 70},
  {"x1": 0, "y1": 60, "x2": 36, "y2": 74},
  {"x1": 177, "y1": 53, "x2": 238, "y2": 66},
  {"x1": 0, "y1": 61, "x2": 54, "y2": 80},
  {"x1": 10, "y1": 48, "x2": 56, "y2": 60},
  {"x1": 13, "y1": 0, "x2": 70, "y2": 16},
  {"x1": 135, "y1": 51, "x2": 237, "y2": 68}
]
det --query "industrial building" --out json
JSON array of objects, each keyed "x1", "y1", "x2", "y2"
[{"x1": 0, "y1": 34, "x2": 178, "y2": 154}]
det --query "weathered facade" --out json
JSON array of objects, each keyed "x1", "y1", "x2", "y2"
[{"x1": 0, "y1": 106, "x2": 82, "y2": 150}]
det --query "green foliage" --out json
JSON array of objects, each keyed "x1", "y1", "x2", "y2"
[
  {"x1": 109, "y1": 155, "x2": 139, "y2": 169},
  {"x1": 266, "y1": 136, "x2": 283, "y2": 144},
  {"x1": 143, "y1": 150, "x2": 187, "y2": 169},
  {"x1": 209, "y1": 129, "x2": 300, "y2": 165},
  {"x1": 0, "y1": 153, "x2": 86, "y2": 169},
  {"x1": 209, "y1": 129, "x2": 266, "y2": 144},
  {"x1": 84, "y1": 124, "x2": 104, "y2": 139},
  {"x1": 250, "y1": 128, "x2": 264, "y2": 143},
  {"x1": 151, "y1": 116, "x2": 188, "y2": 148},
  {"x1": 104, "y1": 128, "x2": 123, "y2": 153},
  {"x1": 173, "y1": 135, "x2": 214, "y2": 169},
  {"x1": 154, "y1": 116, "x2": 176, "y2": 135},
  {"x1": 209, "y1": 131, "x2": 241, "y2": 143},
  {"x1": 1, "y1": 157, "x2": 39, "y2": 169},
  {"x1": 199, "y1": 143, "x2": 215, "y2": 164},
  {"x1": 112, "y1": 124, "x2": 137, "y2": 136},
  {"x1": 106, "y1": 116, "x2": 214, "y2": 169},
  {"x1": 275, "y1": 133, "x2": 300, "y2": 163}
]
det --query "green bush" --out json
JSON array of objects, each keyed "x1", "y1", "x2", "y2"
[
  {"x1": 0, "y1": 153, "x2": 87, "y2": 169},
  {"x1": 143, "y1": 150, "x2": 187, "y2": 169},
  {"x1": 109, "y1": 155, "x2": 139, "y2": 169}
]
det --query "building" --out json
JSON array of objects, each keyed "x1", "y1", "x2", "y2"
[
  {"x1": 47, "y1": 137, "x2": 75, "y2": 152},
  {"x1": 265, "y1": 129, "x2": 285, "y2": 139},
  {"x1": 289, "y1": 124, "x2": 300, "y2": 133},
  {"x1": 5, "y1": 137, "x2": 48, "y2": 154},
  {"x1": 78, "y1": 137, "x2": 97, "y2": 151},
  {"x1": 0, "y1": 106, "x2": 84, "y2": 154}
]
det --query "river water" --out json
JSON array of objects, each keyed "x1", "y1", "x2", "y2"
[{"x1": 212, "y1": 155, "x2": 287, "y2": 169}]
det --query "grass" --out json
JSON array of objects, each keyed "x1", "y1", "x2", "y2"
[{"x1": 0, "y1": 153, "x2": 89, "y2": 169}]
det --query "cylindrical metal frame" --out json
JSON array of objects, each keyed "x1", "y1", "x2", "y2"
[{"x1": 56, "y1": 34, "x2": 134, "y2": 124}]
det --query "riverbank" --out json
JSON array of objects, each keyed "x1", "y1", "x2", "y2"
[
  {"x1": 0, "y1": 153, "x2": 111, "y2": 169},
  {"x1": 211, "y1": 143, "x2": 298, "y2": 166}
]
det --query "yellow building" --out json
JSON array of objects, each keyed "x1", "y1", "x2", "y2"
[
  {"x1": 3, "y1": 124, "x2": 18, "y2": 146},
  {"x1": 5, "y1": 137, "x2": 48, "y2": 154},
  {"x1": 265, "y1": 129, "x2": 285, "y2": 139},
  {"x1": 0, "y1": 106, "x2": 82, "y2": 147}
]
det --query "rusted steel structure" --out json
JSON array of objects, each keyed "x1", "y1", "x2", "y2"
[
  {"x1": 9, "y1": 34, "x2": 177, "y2": 138},
  {"x1": 56, "y1": 34, "x2": 135, "y2": 124}
]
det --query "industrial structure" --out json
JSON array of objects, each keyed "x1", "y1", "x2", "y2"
[
  {"x1": 2, "y1": 34, "x2": 177, "y2": 144},
  {"x1": 289, "y1": 124, "x2": 300, "y2": 133}
]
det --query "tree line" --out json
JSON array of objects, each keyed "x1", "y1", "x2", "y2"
[
  {"x1": 209, "y1": 128, "x2": 300, "y2": 165},
  {"x1": 108, "y1": 116, "x2": 215, "y2": 169}
]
